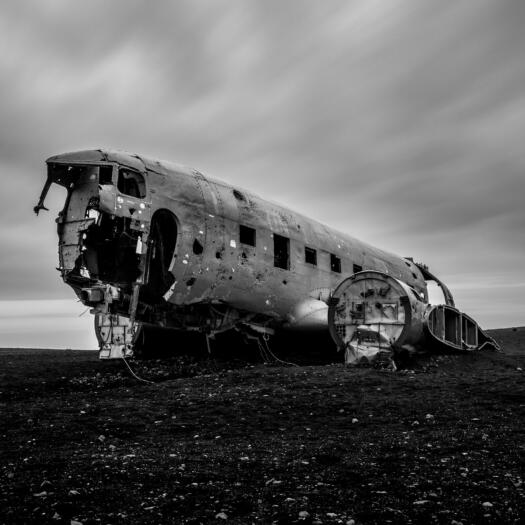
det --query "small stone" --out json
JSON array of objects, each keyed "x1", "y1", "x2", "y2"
[
  {"x1": 52, "y1": 512, "x2": 61, "y2": 520},
  {"x1": 299, "y1": 510, "x2": 310, "y2": 519},
  {"x1": 41, "y1": 480, "x2": 52, "y2": 488},
  {"x1": 517, "y1": 367, "x2": 522, "y2": 371},
  {"x1": 108, "y1": 444, "x2": 116, "y2": 452},
  {"x1": 68, "y1": 489, "x2": 80, "y2": 496},
  {"x1": 425, "y1": 414, "x2": 434, "y2": 420},
  {"x1": 97, "y1": 435, "x2": 106, "y2": 442},
  {"x1": 346, "y1": 520, "x2": 355, "y2": 525},
  {"x1": 351, "y1": 418, "x2": 358, "y2": 424},
  {"x1": 33, "y1": 491, "x2": 47, "y2": 497},
  {"x1": 71, "y1": 521, "x2": 83, "y2": 525},
  {"x1": 482, "y1": 501, "x2": 493, "y2": 508},
  {"x1": 215, "y1": 512, "x2": 228, "y2": 520}
]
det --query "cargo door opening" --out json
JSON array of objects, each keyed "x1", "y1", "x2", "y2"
[{"x1": 144, "y1": 210, "x2": 177, "y2": 299}]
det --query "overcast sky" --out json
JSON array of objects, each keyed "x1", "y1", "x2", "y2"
[{"x1": 0, "y1": 0, "x2": 523, "y2": 348}]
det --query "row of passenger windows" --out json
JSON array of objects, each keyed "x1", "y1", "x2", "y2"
[{"x1": 238, "y1": 224, "x2": 363, "y2": 274}]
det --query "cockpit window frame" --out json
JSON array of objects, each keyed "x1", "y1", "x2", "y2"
[{"x1": 117, "y1": 167, "x2": 147, "y2": 199}]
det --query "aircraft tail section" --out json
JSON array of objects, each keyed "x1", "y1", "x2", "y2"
[{"x1": 328, "y1": 271, "x2": 499, "y2": 366}]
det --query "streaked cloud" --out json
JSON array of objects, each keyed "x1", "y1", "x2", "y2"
[{"x1": 0, "y1": 0, "x2": 523, "y2": 348}]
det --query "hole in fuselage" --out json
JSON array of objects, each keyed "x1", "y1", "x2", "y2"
[{"x1": 193, "y1": 239, "x2": 204, "y2": 255}]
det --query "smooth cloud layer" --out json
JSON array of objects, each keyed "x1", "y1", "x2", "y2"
[{"x1": 0, "y1": 0, "x2": 523, "y2": 347}]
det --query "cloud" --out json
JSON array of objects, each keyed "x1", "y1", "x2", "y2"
[{"x1": 0, "y1": 0, "x2": 523, "y2": 347}]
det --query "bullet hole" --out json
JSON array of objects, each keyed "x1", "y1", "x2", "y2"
[
  {"x1": 241, "y1": 252, "x2": 247, "y2": 259},
  {"x1": 282, "y1": 280, "x2": 287, "y2": 285},
  {"x1": 233, "y1": 189, "x2": 246, "y2": 202},
  {"x1": 412, "y1": 272, "x2": 418, "y2": 280},
  {"x1": 215, "y1": 250, "x2": 222, "y2": 259},
  {"x1": 129, "y1": 208, "x2": 136, "y2": 215},
  {"x1": 186, "y1": 278, "x2": 196, "y2": 287},
  {"x1": 229, "y1": 276, "x2": 233, "y2": 280},
  {"x1": 193, "y1": 239, "x2": 203, "y2": 255}
]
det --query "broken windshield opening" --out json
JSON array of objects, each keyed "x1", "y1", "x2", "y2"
[{"x1": 117, "y1": 168, "x2": 146, "y2": 198}]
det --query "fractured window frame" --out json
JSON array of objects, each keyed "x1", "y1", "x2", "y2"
[
  {"x1": 305, "y1": 246, "x2": 317, "y2": 266},
  {"x1": 330, "y1": 253, "x2": 341, "y2": 273},
  {"x1": 239, "y1": 224, "x2": 256, "y2": 247},
  {"x1": 273, "y1": 234, "x2": 290, "y2": 270}
]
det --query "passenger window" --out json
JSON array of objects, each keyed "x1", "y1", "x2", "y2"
[
  {"x1": 353, "y1": 263, "x2": 362, "y2": 273},
  {"x1": 331, "y1": 254, "x2": 341, "y2": 273},
  {"x1": 239, "y1": 225, "x2": 256, "y2": 246},
  {"x1": 117, "y1": 168, "x2": 146, "y2": 198},
  {"x1": 273, "y1": 234, "x2": 290, "y2": 270},
  {"x1": 305, "y1": 246, "x2": 317, "y2": 266}
]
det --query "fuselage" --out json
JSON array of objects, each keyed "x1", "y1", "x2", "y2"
[{"x1": 38, "y1": 149, "x2": 428, "y2": 333}]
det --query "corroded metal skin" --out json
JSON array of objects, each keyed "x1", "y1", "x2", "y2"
[{"x1": 36, "y1": 149, "x2": 443, "y2": 359}]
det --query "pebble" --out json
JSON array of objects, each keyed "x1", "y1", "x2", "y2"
[
  {"x1": 215, "y1": 512, "x2": 228, "y2": 520},
  {"x1": 482, "y1": 501, "x2": 493, "y2": 508},
  {"x1": 299, "y1": 510, "x2": 310, "y2": 519},
  {"x1": 351, "y1": 418, "x2": 358, "y2": 424}
]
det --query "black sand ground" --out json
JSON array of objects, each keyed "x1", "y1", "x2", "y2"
[{"x1": 1, "y1": 327, "x2": 524, "y2": 524}]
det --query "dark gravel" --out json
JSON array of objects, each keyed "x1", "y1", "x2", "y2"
[{"x1": 0, "y1": 329, "x2": 524, "y2": 524}]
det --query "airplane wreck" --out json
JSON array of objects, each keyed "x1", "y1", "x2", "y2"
[{"x1": 34, "y1": 149, "x2": 498, "y2": 365}]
